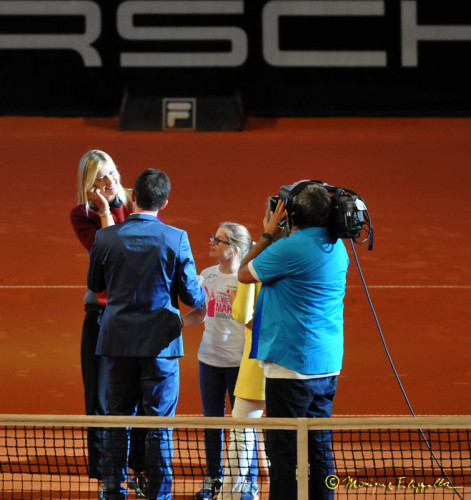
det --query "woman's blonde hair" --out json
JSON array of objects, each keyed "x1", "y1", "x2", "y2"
[
  {"x1": 219, "y1": 222, "x2": 253, "y2": 260},
  {"x1": 77, "y1": 150, "x2": 132, "y2": 212}
]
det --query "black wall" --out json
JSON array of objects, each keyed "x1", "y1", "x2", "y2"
[{"x1": 1, "y1": 0, "x2": 470, "y2": 118}]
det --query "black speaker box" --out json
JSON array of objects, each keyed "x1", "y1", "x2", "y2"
[{"x1": 119, "y1": 92, "x2": 245, "y2": 131}]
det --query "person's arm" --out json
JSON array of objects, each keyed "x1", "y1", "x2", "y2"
[
  {"x1": 87, "y1": 187, "x2": 115, "y2": 228},
  {"x1": 237, "y1": 239, "x2": 271, "y2": 284},
  {"x1": 230, "y1": 282, "x2": 255, "y2": 325},
  {"x1": 70, "y1": 206, "x2": 101, "y2": 252},
  {"x1": 176, "y1": 232, "x2": 207, "y2": 308},
  {"x1": 70, "y1": 200, "x2": 120, "y2": 253},
  {"x1": 238, "y1": 199, "x2": 287, "y2": 284},
  {"x1": 87, "y1": 238, "x2": 106, "y2": 293},
  {"x1": 181, "y1": 303, "x2": 207, "y2": 328}
]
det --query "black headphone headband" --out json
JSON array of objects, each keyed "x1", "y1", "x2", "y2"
[
  {"x1": 285, "y1": 180, "x2": 315, "y2": 213},
  {"x1": 277, "y1": 179, "x2": 373, "y2": 249},
  {"x1": 284, "y1": 180, "x2": 317, "y2": 227}
]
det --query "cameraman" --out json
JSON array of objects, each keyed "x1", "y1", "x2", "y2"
[{"x1": 238, "y1": 182, "x2": 349, "y2": 500}]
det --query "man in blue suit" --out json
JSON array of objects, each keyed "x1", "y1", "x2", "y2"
[{"x1": 88, "y1": 168, "x2": 206, "y2": 500}]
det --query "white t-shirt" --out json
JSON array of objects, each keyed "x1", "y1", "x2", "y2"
[
  {"x1": 262, "y1": 361, "x2": 340, "y2": 379},
  {"x1": 197, "y1": 265, "x2": 245, "y2": 367}
]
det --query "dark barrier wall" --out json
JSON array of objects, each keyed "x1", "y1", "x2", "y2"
[{"x1": 1, "y1": 0, "x2": 471, "y2": 118}]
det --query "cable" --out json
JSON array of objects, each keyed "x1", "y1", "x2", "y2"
[{"x1": 350, "y1": 239, "x2": 463, "y2": 500}]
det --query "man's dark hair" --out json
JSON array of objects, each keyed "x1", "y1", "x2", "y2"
[
  {"x1": 134, "y1": 169, "x2": 171, "y2": 210},
  {"x1": 293, "y1": 183, "x2": 331, "y2": 228}
]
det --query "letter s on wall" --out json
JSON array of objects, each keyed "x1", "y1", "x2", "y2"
[{"x1": 117, "y1": 1, "x2": 248, "y2": 67}]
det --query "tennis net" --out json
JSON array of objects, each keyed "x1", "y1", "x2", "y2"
[{"x1": 0, "y1": 415, "x2": 469, "y2": 499}]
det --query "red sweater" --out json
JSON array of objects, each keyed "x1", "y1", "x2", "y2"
[{"x1": 70, "y1": 200, "x2": 133, "y2": 305}]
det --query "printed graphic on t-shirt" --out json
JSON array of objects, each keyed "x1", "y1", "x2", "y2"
[
  {"x1": 205, "y1": 286, "x2": 216, "y2": 317},
  {"x1": 203, "y1": 271, "x2": 237, "y2": 321},
  {"x1": 198, "y1": 267, "x2": 244, "y2": 366},
  {"x1": 205, "y1": 285, "x2": 235, "y2": 320}
]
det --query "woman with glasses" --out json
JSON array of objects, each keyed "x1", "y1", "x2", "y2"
[{"x1": 182, "y1": 222, "x2": 253, "y2": 500}]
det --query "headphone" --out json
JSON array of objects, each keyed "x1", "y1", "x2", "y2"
[
  {"x1": 279, "y1": 179, "x2": 373, "y2": 248},
  {"x1": 284, "y1": 180, "x2": 325, "y2": 228}
]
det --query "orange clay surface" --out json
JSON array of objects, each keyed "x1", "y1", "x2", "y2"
[{"x1": 0, "y1": 116, "x2": 470, "y2": 417}]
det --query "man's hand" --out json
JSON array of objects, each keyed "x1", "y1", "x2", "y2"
[
  {"x1": 238, "y1": 199, "x2": 287, "y2": 284},
  {"x1": 266, "y1": 199, "x2": 287, "y2": 235}
]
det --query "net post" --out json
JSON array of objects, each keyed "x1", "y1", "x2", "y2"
[{"x1": 297, "y1": 417, "x2": 309, "y2": 500}]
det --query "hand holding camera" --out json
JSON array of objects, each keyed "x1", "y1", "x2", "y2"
[{"x1": 266, "y1": 199, "x2": 287, "y2": 235}]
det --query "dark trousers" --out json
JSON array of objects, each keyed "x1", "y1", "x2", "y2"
[
  {"x1": 198, "y1": 361, "x2": 259, "y2": 481},
  {"x1": 102, "y1": 356, "x2": 179, "y2": 500},
  {"x1": 265, "y1": 376, "x2": 338, "y2": 500},
  {"x1": 80, "y1": 305, "x2": 146, "y2": 479},
  {"x1": 81, "y1": 306, "x2": 108, "y2": 479}
]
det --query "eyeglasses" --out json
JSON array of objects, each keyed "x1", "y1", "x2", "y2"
[{"x1": 210, "y1": 234, "x2": 231, "y2": 246}]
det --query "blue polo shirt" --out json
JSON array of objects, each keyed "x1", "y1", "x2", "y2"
[{"x1": 250, "y1": 227, "x2": 349, "y2": 374}]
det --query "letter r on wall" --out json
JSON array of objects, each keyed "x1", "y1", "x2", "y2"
[{"x1": 0, "y1": 1, "x2": 101, "y2": 67}]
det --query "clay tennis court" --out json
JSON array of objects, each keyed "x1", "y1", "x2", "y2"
[
  {"x1": 1, "y1": 115, "x2": 470, "y2": 418},
  {"x1": 1, "y1": 116, "x2": 470, "y2": 499}
]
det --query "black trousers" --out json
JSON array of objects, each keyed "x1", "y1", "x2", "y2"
[{"x1": 81, "y1": 305, "x2": 147, "y2": 479}]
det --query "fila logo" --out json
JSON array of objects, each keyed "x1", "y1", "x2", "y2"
[{"x1": 163, "y1": 99, "x2": 196, "y2": 131}]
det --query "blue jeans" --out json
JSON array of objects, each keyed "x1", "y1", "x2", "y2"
[
  {"x1": 199, "y1": 361, "x2": 259, "y2": 481},
  {"x1": 102, "y1": 356, "x2": 179, "y2": 500},
  {"x1": 265, "y1": 376, "x2": 338, "y2": 500}
]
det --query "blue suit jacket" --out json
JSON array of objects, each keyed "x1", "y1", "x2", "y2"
[{"x1": 87, "y1": 213, "x2": 206, "y2": 357}]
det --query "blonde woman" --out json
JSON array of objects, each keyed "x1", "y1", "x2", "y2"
[{"x1": 70, "y1": 150, "x2": 147, "y2": 497}]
